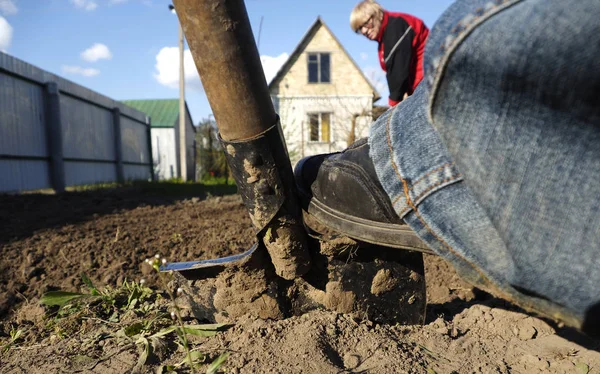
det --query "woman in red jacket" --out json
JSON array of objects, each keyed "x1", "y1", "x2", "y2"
[{"x1": 351, "y1": 0, "x2": 429, "y2": 106}]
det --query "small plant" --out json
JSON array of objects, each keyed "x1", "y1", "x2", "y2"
[
  {"x1": 2, "y1": 328, "x2": 23, "y2": 353},
  {"x1": 170, "y1": 233, "x2": 183, "y2": 244},
  {"x1": 39, "y1": 268, "x2": 230, "y2": 372},
  {"x1": 41, "y1": 273, "x2": 155, "y2": 323},
  {"x1": 206, "y1": 352, "x2": 230, "y2": 374},
  {"x1": 144, "y1": 255, "x2": 231, "y2": 373}
]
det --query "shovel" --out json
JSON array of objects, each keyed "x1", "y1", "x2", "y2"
[
  {"x1": 160, "y1": 0, "x2": 312, "y2": 281},
  {"x1": 161, "y1": 0, "x2": 428, "y2": 325}
]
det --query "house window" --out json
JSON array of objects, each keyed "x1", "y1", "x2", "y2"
[
  {"x1": 307, "y1": 53, "x2": 331, "y2": 83},
  {"x1": 308, "y1": 113, "x2": 331, "y2": 142}
]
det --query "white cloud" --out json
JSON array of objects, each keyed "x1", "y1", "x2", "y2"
[
  {"x1": 260, "y1": 53, "x2": 288, "y2": 84},
  {"x1": 0, "y1": 16, "x2": 12, "y2": 52},
  {"x1": 360, "y1": 52, "x2": 368, "y2": 61},
  {"x1": 70, "y1": 0, "x2": 139, "y2": 11},
  {"x1": 154, "y1": 48, "x2": 289, "y2": 91},
  {"x1": 363, "y1": 66, "x2": 387, "y2": 98},
  {"x1": 0, "y1": 0, "x2": 17, "y2": 16},
  {"x1": 70, "y1": 0, "x2": 97, "y2": 11},
  {"x1": 62, "y1": 65, "x2": 100, "y2": 77},
  {"x1": 80, "y1": 43, "x2": 112, "y2": 62},
  {"x1": 153, "y1": 47, "x2": 203, "y2": 91}
]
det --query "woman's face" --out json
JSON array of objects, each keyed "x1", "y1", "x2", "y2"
[{"x1": 359, "y1": 14, "x2": 381, "y2": 40}]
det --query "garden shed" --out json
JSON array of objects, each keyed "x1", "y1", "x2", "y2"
[{"x1": 123, "y1": 99, "x2": 196, "y2": 181}]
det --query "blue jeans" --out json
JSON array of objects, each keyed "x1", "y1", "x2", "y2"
[{"x1": 369, "y1": 0, "x2": 600, "y2": 334}]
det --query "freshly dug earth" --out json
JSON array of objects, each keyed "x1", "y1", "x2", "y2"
[{"x1": 1, "y1": 188, "x2": 599, "y2": 373}]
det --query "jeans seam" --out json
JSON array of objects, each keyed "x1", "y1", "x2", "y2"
[
  {"x1": 384, "y1": 106, "x2": 514, "y2": 304},
  {"x1": 410, "y1": 162, "x2": 456, "y2": 188},
  {"x1": 427, "y1": 0, "x2": 525, "y2": 123},
  {"x1": 395, "y1": 176, "x2": 463, "y2": 217}
]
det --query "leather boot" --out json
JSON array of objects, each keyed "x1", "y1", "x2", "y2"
[{"x1": 294, "y1": 138, "x2": 433, "y2": 254}]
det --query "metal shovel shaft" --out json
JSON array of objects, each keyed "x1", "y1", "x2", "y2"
[
  {"x1": 172, "y1": 0, "x2": 275, "y2": 142},
  {"x1": 171, "y1": 0, "x2": 311, "y2": 279}
]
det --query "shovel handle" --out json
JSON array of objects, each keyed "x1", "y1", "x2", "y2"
[{"x1": 173, "y1": 0, "x2": 276, "y2": 141}]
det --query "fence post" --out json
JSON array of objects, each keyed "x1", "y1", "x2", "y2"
[
  {"x1": 112, "y1": 107, "x2": 125, "y2": 183},
  {"x1": 146, "y1": 116, "x2": 155, "y2": 181},
  {"x1": 44, "y1": 82, "x2": 66, "y2": 193}
]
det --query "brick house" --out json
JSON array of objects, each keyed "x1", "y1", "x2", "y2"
[{"x1": 269, "y1": 17, "x2": 380, "y2": 165}]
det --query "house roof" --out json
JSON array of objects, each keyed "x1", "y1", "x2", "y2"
[
  {"x1": 122, "y1": 99, "x2": 194, "y2": 130},
  {"x1": 268, "y1": 17, "x2": 381, "y2": 101}
]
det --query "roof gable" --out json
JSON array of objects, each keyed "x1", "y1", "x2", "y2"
[{"x1": 268, "y1": 17, "x2": 380, "y2": 101}]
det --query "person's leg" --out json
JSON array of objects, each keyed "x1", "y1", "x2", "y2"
[
  {"x1": 414, "y1": 0, "x2": 600, "y2": 333},
  {"x1": 296, "y1": 0, "x2": 600, "y2": 335}
]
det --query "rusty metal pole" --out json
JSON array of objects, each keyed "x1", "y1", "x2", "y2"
[{"x1": 173, "y1": 0, "x2": 311, "y2": 279}]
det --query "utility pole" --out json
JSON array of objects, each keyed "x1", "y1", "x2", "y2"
[
  {"x1": 170, "y1": 4, "x2": 187, "y2": 181},
  {"x1": 178, "y1": 21, "x2": 186, "y2": 181}
]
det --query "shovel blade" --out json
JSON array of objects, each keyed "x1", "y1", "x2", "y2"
[{"x1": 160, "y1": 243, "x2": 258, "y2": 279}]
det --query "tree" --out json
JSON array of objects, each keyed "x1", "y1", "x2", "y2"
[{"x1": 195, "y1": 117, "x2": 230, "y2": 182}]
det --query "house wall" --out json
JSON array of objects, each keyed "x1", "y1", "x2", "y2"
[
  {"x1": 275, "y1": 95, "x2": 373, "y2": 166},
  {"x1": 271, "y1": 25, "x2": 375, "y2": 97},
  {"x1": 151, "y1": 128, "x2": 177, "y2": 180},
  {"x1": 270, "y1": 23, "x2": 376, "y2": 166}
]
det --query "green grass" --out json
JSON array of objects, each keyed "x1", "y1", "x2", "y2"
[
  {"x1": 134, "y1": 180, "x2": 237, "y2": 197},
  {"x1": 66, "y1": 182, "x2": 122, "y2": 192},
  {"x1": 61, "y1": 179, "x2": 238, "y2": 197},
  {"x1": 16, "y1": 176, "x2": 238, "y2": 197},
  {"x1": 199, "y1": 176, "x2": 236, "y2": 186}
]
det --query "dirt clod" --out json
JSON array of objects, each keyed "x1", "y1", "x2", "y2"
[
  {"x1": 213, "y1": 266, "x2": 283, "y2": 322},
  {"x1": 343, "y1": 353, "x2": 361, "y2": 369},
  {"x1": 262, "y1": 218, "x2": 311, "y2": 280},
  {"x1": 371, "y1": 268, "x2": 399, "y2": 295}
]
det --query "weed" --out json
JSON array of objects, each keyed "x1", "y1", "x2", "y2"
[
  {"x1": 1, "y1": 328, "x2": 23, "y2": 352},
  {"x1": 38, "y1": 268, "x2": 230, "y2": 372},
  {"x1": 171, "y1": 233, "x2": 183, "y2": 244},
  {"x1": 206, "y1": 352, "x2": 230, "y2": 374},
  {"x1": 41, "y1": 273, "x2": 155, "y2": 323},
  {"x1": 144, "y1": 255, "x2": 231, "y2": 373},
  {"x1": 145, "y1": 255, "x2": 197, "y2": 372}
]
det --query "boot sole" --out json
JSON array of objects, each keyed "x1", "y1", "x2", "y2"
[{"x1": 304, "y1": 196, "x2": 436, "y2": 255}]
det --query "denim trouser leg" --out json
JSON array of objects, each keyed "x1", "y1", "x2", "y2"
[{"x1": 370, "y1": 0, "x2": 600, "y2": 334}]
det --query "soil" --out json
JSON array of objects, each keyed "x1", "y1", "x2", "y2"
[{"x1": 1, "y1": 187, "x2": 599, "y2": 373}]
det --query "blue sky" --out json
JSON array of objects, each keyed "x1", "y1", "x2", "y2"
[{"x1": 0, "y1": 0, "x2": 454, "y2": 124}]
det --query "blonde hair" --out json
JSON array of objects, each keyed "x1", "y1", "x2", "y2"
[{"x1": 350, "y1": 0, "x2": 384, "y2": 33}]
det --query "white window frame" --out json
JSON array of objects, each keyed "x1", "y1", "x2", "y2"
[{"x1": 307, "y1": 112, "x2": 333, "y2": 143}]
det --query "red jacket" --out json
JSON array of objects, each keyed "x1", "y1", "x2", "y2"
[{"x1": 376, "y1": 11, "x2": 429, "y2": 106}]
